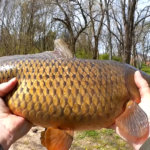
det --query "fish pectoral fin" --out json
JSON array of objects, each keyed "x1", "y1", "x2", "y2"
[
  {"x1": 40, "y1": 127, "x2": 74, "y2": 150},
  {"x1": 41, "y1": 128, "x2": 46, "y2": 147},
  {"x1": 116, "y1": 101, "x2": 149, "y2": 142}
]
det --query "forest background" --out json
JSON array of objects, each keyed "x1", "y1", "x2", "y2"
[{"x1": 0, "y1": 0, "x2": 150, "y2": 66}]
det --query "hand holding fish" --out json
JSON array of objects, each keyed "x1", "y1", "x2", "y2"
[
  {"x1": 0, "y1": 78, "x2": 32, "y2": 150},
  {"x1": 115, "y1": 71, "x2": 150, "y2": 150}
]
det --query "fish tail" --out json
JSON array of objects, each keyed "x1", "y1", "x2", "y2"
[{"x1": 116, "y1": 100, "x2": 149, "y2": 142}]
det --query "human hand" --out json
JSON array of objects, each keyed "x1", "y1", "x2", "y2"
[
  {"x1": 114, "y1": 71, "x2": 150, "y2": 150},
  {"x1": 0, "y1": 78, "x2": 32, "y2": 150},
  {"x1": 133, "y1": 71, "x2": 150, "y2": 149}
]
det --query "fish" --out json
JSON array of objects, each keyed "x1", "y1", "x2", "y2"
[
  {"x1": 0, "y1": 40, "x2": 149, "y2": 150},
  {"x1": 0, "y1": 54, "x2": 149, "y2": 150}
]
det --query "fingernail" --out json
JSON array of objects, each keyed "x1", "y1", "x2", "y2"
[
  {"x1": 9, "y1": 77, "x2": 17, "y2": 83},
  {"x1": 135, "y1": 71, "x2": 141, "y2": 77}
]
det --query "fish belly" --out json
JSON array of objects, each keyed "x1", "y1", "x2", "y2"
[{"x1": 0, "y1": 58, "x2": 129, "y2": 129}]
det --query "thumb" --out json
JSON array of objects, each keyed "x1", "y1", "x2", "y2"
[
  {"x1": 0, "y1": 78, "x2": 17, "y2": 113},
  {"x1": 0, "y1": 78, "x2": 17, "y2": 97},
  {"x1": 134, "y1": 71, "x2": 150, "y2": 99},
  {"x1": 134, "y1": 71, "x2": 150, "y2": 120}
]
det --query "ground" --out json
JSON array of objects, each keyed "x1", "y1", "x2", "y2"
[{"x1": 10, "y1": 127, "x2": 133, "y2": 150}]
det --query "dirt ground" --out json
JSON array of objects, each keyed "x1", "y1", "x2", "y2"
[
  {"x1": 9, "y1": 127, "x2": 133, "y2": 150},
  {"x1": 10, "y1": 127, "x2": 46, "y2": 150}
]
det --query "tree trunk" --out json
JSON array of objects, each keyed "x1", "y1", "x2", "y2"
[
  {"x1": 124, "y1": 26, "x2": 132, "y2": 63},
  {"x1": 121, "y1": 0, "x2": 137, "y2": 64},
  {"x1": 70, "y1": 37, "x2": 76, "y2": 56},
  {"x1": 105, "y1": 0, "x2": 112, "y2": 60},
  {"x1": 93, "y1": 36, "x2": 99, "y2": 59}
]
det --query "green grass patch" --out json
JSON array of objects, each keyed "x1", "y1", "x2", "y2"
[
  {"x1": 71, "y1": 129, "x2": 133, "y2": 150},
  {"x1": 78, "y1": 130, "x2": 99, "y2": 139},
  {"x1": 141, "y1": 64, "x2": 150, "y2": 74}
]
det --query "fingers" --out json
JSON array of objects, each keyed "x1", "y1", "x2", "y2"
[
  {"x1": 134, "y1": 71, "x2": 150, "y2": 121},
  {"x1": 0, "y1": 78, "x2": 17, "y2": 113},
  {"x1": 0, "y1": 78, "x2": 18, "y2": 97},
  {"x1": 0, "y1": 98, "x2": 10, "y2": 114},
  {"x1": 134, "y1": 71, "x2": 150, "y2": 99}
]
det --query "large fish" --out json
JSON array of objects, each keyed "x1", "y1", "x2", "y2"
[{"x1": 0, "y1": 40, "x2": 149, "y2": 150}]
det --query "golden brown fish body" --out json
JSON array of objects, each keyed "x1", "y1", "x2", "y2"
[
  {"x1": 0, "y1": 56, "x2": 149, "y2": 149},
  {"x1": 0, "y1": 58, "x2": 128, "y2": 127}
]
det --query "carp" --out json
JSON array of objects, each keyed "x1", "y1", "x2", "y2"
[
  {"x1": 0, "y1": 39, "x2": 149, "y2": 150},
  {"x1": 0, "y1": 56, "x2": 149, "y2": 150}
]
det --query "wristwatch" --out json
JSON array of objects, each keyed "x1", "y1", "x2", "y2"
[
  {"x1": 0, "y1": 144, "x2": 3, "y2": 150},
  {"x1": 140, "y1": 137, "x2": 150, "y2": 150}
]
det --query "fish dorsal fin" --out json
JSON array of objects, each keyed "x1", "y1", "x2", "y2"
[
  {"x1": 116, "y1": 101, "x2": 149, "y2": 142},
  {"x1": 53, "y1": 39, "x2": 74, "y2": 59},
  {"x1": 0, "y1": 39, "x2": 73, "y2": 63},
  {"x1": 41, "y1": 127, "x2": 74, "y2": 150}
]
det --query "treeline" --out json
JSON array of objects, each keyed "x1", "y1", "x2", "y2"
[{"x1": 0, "y1": 0, "x2": 150, "y2": 64}]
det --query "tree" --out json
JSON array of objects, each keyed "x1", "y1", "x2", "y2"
[
  {"x1": 53, "y1": 0, "x2": 88, "y2": 55},
  {"x1": 106, "y1": 0, "x2": 150, "y2": 64},
  {"x1": 0, "y1": 0, "x2": 149, "y2": 63},
  {"x1": 104, "y1": 0, "x2": 113, "y2": 60},
  {"x1": 0, "y1": 0, "x2": 57, "y2": 56},
  {"x1": 121, "y1": 0, "x2": 137, "y2": 63},
  {"x1": 88, "y1": 0, "x2": 105, "y2": 59}
]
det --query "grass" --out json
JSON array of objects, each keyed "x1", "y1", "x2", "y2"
[
  {"x1": 70, "y1": 129, "x2": 133, "y2": 150},
  {"x1": 78, "y1": 130, "x2": 99, "y2": 139}
]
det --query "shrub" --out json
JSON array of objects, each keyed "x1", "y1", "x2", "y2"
[
  {"x1": 99, "y1": 53, "x2": 109, "y2": 60},
  {"x1": 99, "y1": 53, "x2": 122, "y2": 62},
  {"x1": 75, "y1": 49, "x2": 92, "y2": 59}
]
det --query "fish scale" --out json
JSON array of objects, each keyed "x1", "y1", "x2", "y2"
[{"x1": 0, "y1": 58, "x2": 127, "y2": 130}]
